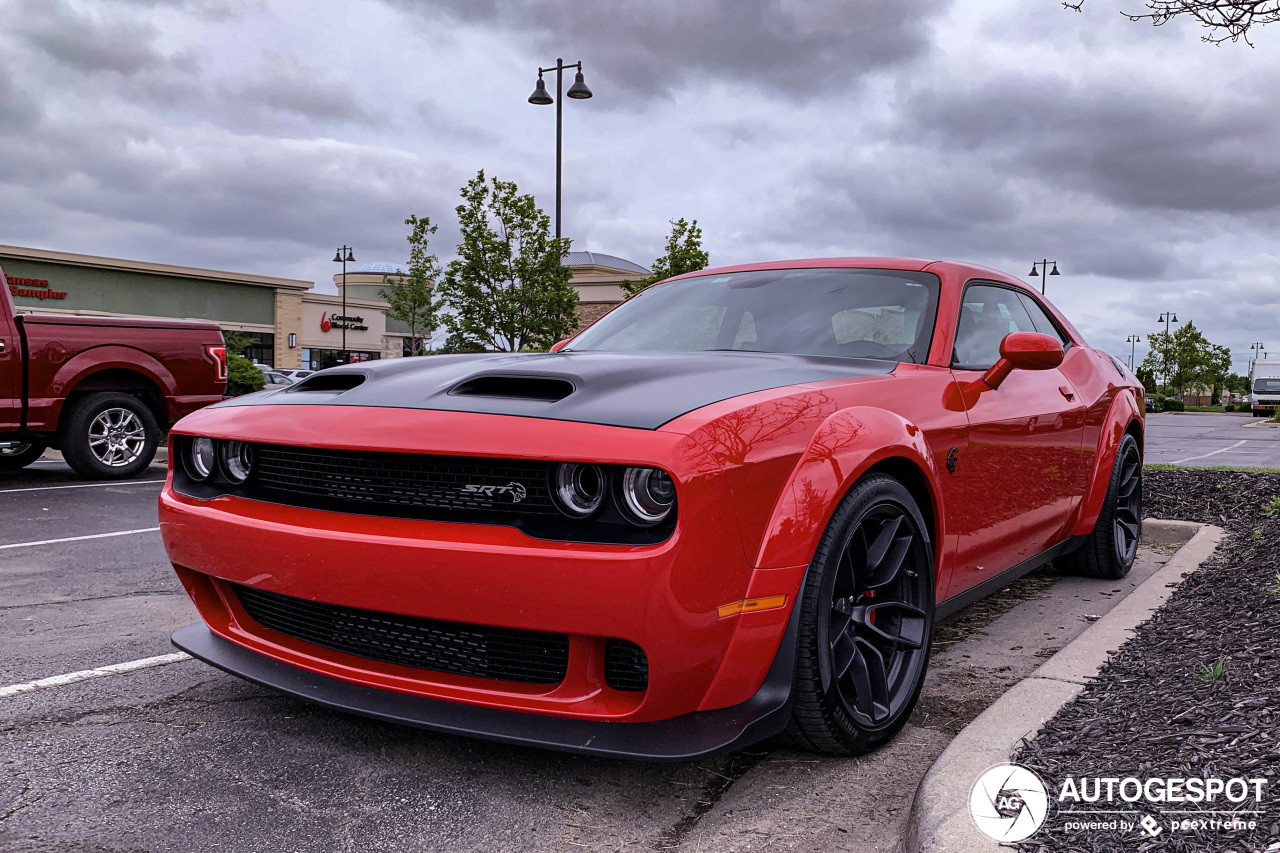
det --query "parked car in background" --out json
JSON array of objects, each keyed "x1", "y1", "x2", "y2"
[
  {"x1": 274, "y1": 369, "x2": 313, "y2": 381},
  {"x1": 260, "y1": 371, "x2": 294, "y2": 389},
  {"x1": 2, "y1": 266, "x2": 226, "y2": 479},
  {"x1": 162, "y1": 258, "x2": 1144, "y2": 761},
  {"x1": 1250, "y1": 359, "x2": 1280, "y2": 417}
]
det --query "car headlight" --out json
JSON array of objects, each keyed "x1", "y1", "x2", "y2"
[
  {"x1": 220, "y1": 440, "x2": 254, "y2": 484},
  {"x1": 619, "y1": 467, "x2": 676, "y2": 526},
  {"x1": 188, "y1": 437, "x2": 215, "y2": 481},
  {"x1": 551, "y1": 463, "x2": 606, "y2": 518}
]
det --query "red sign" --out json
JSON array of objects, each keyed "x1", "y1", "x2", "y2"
[
  {"x1": 320, "y1": 313, "x2": 332, "y2": 332},
  {"x1": 8, "y1": 277, "x2": 67, "y2": 300}
]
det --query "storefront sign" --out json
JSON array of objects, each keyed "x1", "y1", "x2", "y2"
[
  {"x1": 8, "y1": 277, "x2": 67, "y2": 300},
  {"x1": 320, "y1": 312, "x2": 368, "y2": 332}
]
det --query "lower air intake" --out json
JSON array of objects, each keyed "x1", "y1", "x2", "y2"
[
  {"x1": 603, "y1": 639, "x2": 649, "y2": 692},
  {"x1": 235, "y1": 585, "x2": 569, "y2": 686}
]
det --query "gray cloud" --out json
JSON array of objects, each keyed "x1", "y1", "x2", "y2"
[
  {"x1": 399, "y1": 0, "x2": 953, "y2": 103},
  {"x1": 0, "y1": 0, "x2": 1277, "y2": 365},
  {"x1": 903, "y1": 77, "x2": 1280, "y2": 215},
  {"x1": 222, "y1": 53, "x2": 384, "y2": 125},
  {"x1": 9, "y1": 0, "x2": 179, "y2": 76}
]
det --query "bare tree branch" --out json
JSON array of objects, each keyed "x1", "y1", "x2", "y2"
[{"x1": 1066, "y1": 0, "x2": 1280, "y2": 44}]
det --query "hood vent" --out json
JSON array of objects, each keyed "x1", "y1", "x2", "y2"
[
  {"x1": 290, "y1": 373, "x2": 366, "y2": 393},
  {"x1": 449, "y1": 375, "x2": 574, "y2": 402}
]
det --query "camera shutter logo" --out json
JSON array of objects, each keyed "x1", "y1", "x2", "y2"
[{"x1": 970, "y1": 764, "x2": 1049, "y2": 842}]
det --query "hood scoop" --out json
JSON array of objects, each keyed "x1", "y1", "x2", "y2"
[
  {"x1": 449, "y1": 374, "x2": 575, "y2": 402},
  {"x1": 290, "y1": 373, "x2": 366, "y2": 393}
]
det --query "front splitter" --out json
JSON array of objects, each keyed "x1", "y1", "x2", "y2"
[{"x1": 171, "y1": 613, "x2": 800, "y2": 762}]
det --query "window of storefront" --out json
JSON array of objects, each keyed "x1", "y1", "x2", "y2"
[
  {"x1": 301, "y1": 348, "x2": 381, "y2": 371},
  {"x1": 225, "y1": 331, "x2": 276, "y2": 367}
]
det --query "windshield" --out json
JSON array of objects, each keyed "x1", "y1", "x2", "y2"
[{"x1": 567, "y1": 268, "x2": 940, "y2": 363}]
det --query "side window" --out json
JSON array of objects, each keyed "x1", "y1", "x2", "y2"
[
  {"x1": 1017, "y1": 293, "x2": 1069, "y2": 348},
  {"x1": 952, "y1": 284, "x2": 1039, "y2": 369}
]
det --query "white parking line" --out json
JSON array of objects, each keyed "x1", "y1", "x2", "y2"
[
  {"x1": 0, "y1": 652, "x2": 191, "y2": 698},
  {"x1": 0, "y1": 480, "x2": 165, "y2": 495},
  {"x1": 0, "y1": 527, "x2": 161, "y2": 550},
  {"x1": 1171, "y1": 439, "x2": 1248, "y2": 465}
]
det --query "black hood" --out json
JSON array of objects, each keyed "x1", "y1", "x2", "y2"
[{"x1": 221, "y1": 351, "x2": 895, "y2": 430}]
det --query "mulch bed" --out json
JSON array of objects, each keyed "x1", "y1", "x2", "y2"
[{"x1": 1014, "y1": 469, "x2": 1280, "y2": 853}]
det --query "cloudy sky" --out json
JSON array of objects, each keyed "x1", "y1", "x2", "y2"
[{"x1": 2, "y1": 0, "x2": 1278, "y2": 369}]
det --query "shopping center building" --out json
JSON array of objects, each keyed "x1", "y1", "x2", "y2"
[{"x1": 1, "y1": 244, "x2": 648, "y2": 370}]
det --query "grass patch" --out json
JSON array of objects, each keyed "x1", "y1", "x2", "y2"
[
  {"x1": 1144, "y1": 463, "x2": 1280, "y2": 474},
  {"x1": 1194, "y1": 655, "x2": 1229, "y2": 682}
]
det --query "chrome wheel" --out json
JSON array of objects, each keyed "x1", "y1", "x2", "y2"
[
  {"x1": 822, "y1": 503, "x2": 930, "y2": 729},
  {"x1": 88, "y1": 408, "x2": 147, "y2": 467},
  {"x1": 0, "y1": 441, "x2": 34, "y2": 457},
  {"x1": 1112, "y1": 442, "x2": 1142, "y2": 566}
]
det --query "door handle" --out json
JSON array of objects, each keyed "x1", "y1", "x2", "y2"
[{"x1": 1058, "y1": 384, "x2": 1075, "y2": 401}]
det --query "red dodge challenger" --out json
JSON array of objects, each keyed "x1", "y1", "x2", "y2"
[{"x1": 160, "y1": 258, "x2": 1144, "y2": 760}]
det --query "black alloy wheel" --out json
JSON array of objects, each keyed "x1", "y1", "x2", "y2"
[
  {"x1": 789, "y1": 474, "x2": 935, "y2": 755},
  {"x1": 1112, "y1": 440, "x2": 1142, "y2": 566},
  {"x1": 1060, "y1": 432, "x2": 1142, "y2": 580}
]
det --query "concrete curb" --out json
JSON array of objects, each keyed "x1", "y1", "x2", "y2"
[{"x1": 904, "y1": 520, "x2": 1225, "y2": 853}]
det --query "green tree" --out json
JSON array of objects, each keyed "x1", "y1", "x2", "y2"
[
  {"x1": 438, "y1": 170, "x2": 578, "y2": 352},
  {"x1": 225, "y1": 355, "x2": 265, "y2": 396},
  {"x1": 621, "y1": 218, "x2": 710, "y2": 297},
  {"x1": 220, "y1": 329, "x2": 265, "y2": 396},
  {"x1": 380, "y1": 214, "x2": 441, "y2": 356},
  {"x1": 1224, "y1": 372, "x2": 1251, "y2": 394},
  {"x1": 1138, "y1": 321, "x2": 1231, "y2": 398},
  {"x1": 1135, "y1": 364, "x2": 1158, "y2": 393}
]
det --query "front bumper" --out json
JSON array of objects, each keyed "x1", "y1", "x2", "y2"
[
  {"x1": 159, "y1": 406, "x2": 806, "y2": 726},
  {"x1": 172, "y1": 592, "x2": 801, "y2": 762}
]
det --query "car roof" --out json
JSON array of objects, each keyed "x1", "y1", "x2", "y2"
[{"x1": 661, "y1": 256, "x2": 1024, "y2": 285}]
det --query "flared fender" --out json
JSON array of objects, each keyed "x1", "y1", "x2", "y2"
[
  {"x1": 1070, "y1": 389, "x2": 1143, "y2": 537},
  {"x1": 753, "y1": 406, "x2": 941, "y2": 569},
  {"x1": 51, "y1": 346, "x2": 178, "y2": 398}
]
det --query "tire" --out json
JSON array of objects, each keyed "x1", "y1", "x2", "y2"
[
  {"x1": 1060, "y1": 433, "x2": 1142, "y2": 580},
  {"x1": 787, "y1": 473, "x2": 935, "y2": 755},
  {"x1": 0, "y1": 441, "x2": 47, "y2": 472},
  {"x1": 59, "y1": 392, "x2": 159, "y2": 480}
]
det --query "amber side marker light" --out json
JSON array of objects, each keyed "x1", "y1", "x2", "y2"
[{"x1": 717, "y1": 595, "x2": 788, "y2": 619}]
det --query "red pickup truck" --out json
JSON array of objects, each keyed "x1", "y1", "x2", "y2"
[{"x1": 1, "y1": 266, "x2": 227, "y2": 479}]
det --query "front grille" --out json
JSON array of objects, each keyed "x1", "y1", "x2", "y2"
[
  {"x1": 253, "y1": 445, "x2": 556, "y2": 515},
  {"x1": 604, "y1": 639, "x2": 649, "y2": 692},
  {"x1": 235, "y1": 585, "x2": 570, "y2": 685}
]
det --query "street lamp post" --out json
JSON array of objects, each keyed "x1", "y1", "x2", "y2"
[
  {"x1": 1126, "y1": 334, "x2": 1142, "y2": 371},
  {"x1": 528, "y1": 59, "x2": 593, "y2": 242},
  {"x1": 1156, "y1": 312, "x2": 1179, "y2": 394},
  {"x1": 332, "y1": 246, "x2": 355, "y2": 364},
  {"x1": 1027, "y1": 260, "x2": 1059, "y2": 295},
  {"x1": 1250, "y1": 341, "x2": 1266, "y2": 370}
]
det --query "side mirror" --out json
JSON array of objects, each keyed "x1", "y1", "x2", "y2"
[
  {"x1": 982, "y1": 331, "x2": 1064, "y2": 389},
  {"x1": 549, "y1": 339, "x2": 570, "y2": 353}
]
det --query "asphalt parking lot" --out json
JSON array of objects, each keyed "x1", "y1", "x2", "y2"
[
  {"x1": 1, "y1": 450, "x2": 1191, "y2": 853},
  {"x1": 1145, "y1": 411, "x2": 1280, "y2": 468}
]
